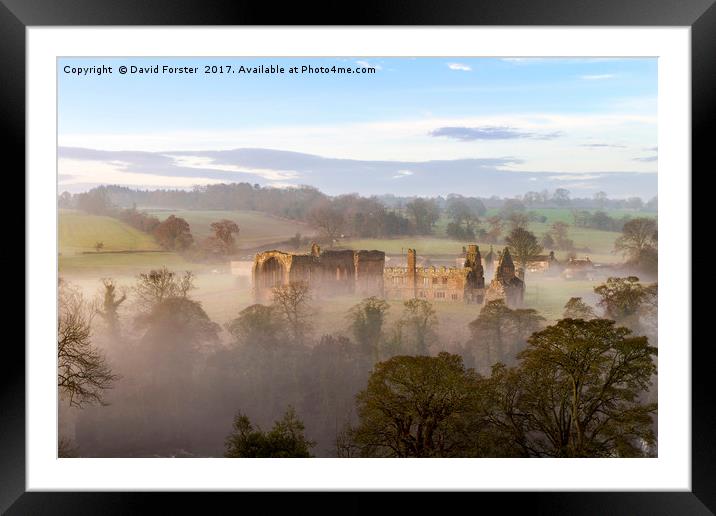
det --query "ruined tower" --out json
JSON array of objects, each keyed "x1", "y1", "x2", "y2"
[
  {"x1": 406, "y1": 248, "x2": 417, "y2": 298},
  {"x1": 495, "y1": 247, "x2": 516, "y2": 282},
  {"x1": 485, "y1": 247, "x2": 525, "y2": 307},
  {"x1": 464, "y1": 244, "x2": 485, "y2": 303}
]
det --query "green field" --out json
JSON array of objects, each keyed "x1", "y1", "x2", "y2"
[
  {"x1": 60, "y1": 210, "x2": 161, "y2": 254},
  {"x1": 59, "y1": 210, "x2": 190, "y2": 275},
  {"x1": 58, "y1": 206, "x2": 624, "y2": 325},
  {"x1": 483, "y1": 207, "x2": 656, "y2": 224},
  {"x1": 339, "y1": 233, "x2": 619, "y2": 263},
  {"x1": 364, "y1": 207, "x2": 654, "y2": 264},
  {"x1": 145, "y1": 209, "x2": 316, "y2": 250}
]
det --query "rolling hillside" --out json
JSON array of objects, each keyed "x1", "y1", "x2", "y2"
[
  {"x1": 60, "y1": 209, "x2": 161, "y2": 254},
  {"x1": 144, "y1": 209, "x2": 316, "y2": 250},
  {"x1": 59, "y1": 209, "x2": 188, "y2": 274}
]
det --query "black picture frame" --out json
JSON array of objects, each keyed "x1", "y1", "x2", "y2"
[{"x1": 3, "y1": 0, "x2": 708, "y2": 513}]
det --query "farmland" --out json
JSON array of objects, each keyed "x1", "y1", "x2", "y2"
[
  {"x1": 407, "y1": 207, "x2": 654, "y2": 264},
  {"x1": 59, "y1": 206, "x2": 635, "y2": 325},
  {"x1": 59, "y1": 209, "x2": 189, "y2": 275},
  {"x1": 144, "y1": 209, "x2": 316, "y2": 250},
  {"x1": 60, "y1": 209, "x2": 161, "y2": 254}
]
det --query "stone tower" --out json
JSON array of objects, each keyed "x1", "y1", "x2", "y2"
[
  {"x1": 407, "y1": 248, "x2": 417, "y2": 298},
  {"x1": 495, "y1": 247, "x2": 516, "y2": 282},
  {"x1": 464, "y1": 244, "x2": 485, "y2": 289},
  {"x1": 485, "y1": 247, "x2": 525, "y2": 307},
  {"x1": 464, "y1": 244, "x2": 485, "y2": 303}
]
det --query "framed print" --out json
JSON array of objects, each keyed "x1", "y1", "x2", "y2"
[{"x1": 4, "y1": 0, "x2": 710, "y2": 513}]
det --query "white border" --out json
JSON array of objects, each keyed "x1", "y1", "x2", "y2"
[{"x1": 27, "y1": 27, "x2": 690, "y2": 491}]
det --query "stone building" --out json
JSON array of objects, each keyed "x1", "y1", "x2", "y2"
[
  {"x1": 252, "y1": 243, "x2": 385, "y2": 302},
  {"x1": 384, "y1": 245, "x2": 485, "y2": 304},
  {"x1": 485, "y1": 247, "x2": 525, "y2": 307},
  {"x1": 562, "y1": 256, "x2": 594, "y2": 280},
  {"x1": 526, "y1": 251, "x2": 559, "y2": 273}
]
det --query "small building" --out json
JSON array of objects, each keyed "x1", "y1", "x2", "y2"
[
  {"x1": 526, "y1": 251, "x2": 559, "y2": 273},
  {"x1": 562, "y1": 256, "x2": 594, "y2": 280}
]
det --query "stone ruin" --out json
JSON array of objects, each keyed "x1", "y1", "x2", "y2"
[
  {"x1": 384, "y1": 245, "x2": 485, "y2": 304},
  {"x1": 252, "y1": 242, "x2": 524, "y2": 307},
  {"x1": 485, "y1": 247, "x2": 525, "y2": 307},
  {"x1": 252, "y1": 243, "x2": 385, "y2": 303}
]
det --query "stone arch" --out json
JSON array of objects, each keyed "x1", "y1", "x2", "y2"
[
  {"x1": 258, "y1": 256, "x2": 285, "y2": 289},
  {"x1": 253, "y1": 252, "x2": 294, "y2": 302}
]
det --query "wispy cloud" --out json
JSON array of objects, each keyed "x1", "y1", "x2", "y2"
[
  {"x1": 57, "y1": 145, "x2": 657, "y2": 198},
  {"x1": 447, "y1": 62, "x2": 471, "y2": 71},
  {"x1": 580, "y1": 143, "x2": 626, "y2": 148},
  {"x1": 429, "y1": 126, "x2": 562, "y2": 141},
  {"x1": 633, "y1": 155, "x2": 657, "y2": 162},
  {"x1": 393, "y1": 169, "x2": 414, "y2": 179},
  {"x1": 548, "y1": 174, "x2": 604, "y2": 181},
  {"x1": 166, "y1": 154, "x2": 299, "y2": 181},
  {"x1": 356, "y1": 60, "x2": 382, "y2": 70},
  {"x1": 580, "y1": 74, "x2": 615, "y2": 80}
]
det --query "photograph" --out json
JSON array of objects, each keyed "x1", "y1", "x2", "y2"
[{"x1": 56, "y1": 56, "x2": 660, "y2": 459}]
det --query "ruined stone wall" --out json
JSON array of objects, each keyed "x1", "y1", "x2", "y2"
[
  {"x1": 254, "y1": 245, "x2": 494, "y2": 304},
  {"x1": 253, "y1": 247, "x2": 385, "y2": 301},
  {"x1": 384, "y1": 265, "x2": 485, "y2": 303},
  {"x1": 354, "y1": 250, "x2": 385, "y2": 297},
  {"x1": 253, "y1": 251, "x2": 295, "y2": 303},
  {"x1": 311, "y1": 250, "x2": 356, "y2": 295}
]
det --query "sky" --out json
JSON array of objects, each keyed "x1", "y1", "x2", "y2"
[{"x1": 58, "y1": 57, "x2": 657, "y2": 198}]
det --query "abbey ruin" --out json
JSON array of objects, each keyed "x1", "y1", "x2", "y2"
[
  {"x1": 252, "y1": 243, "x2": 525, "y2": 307},
  {"x1": 252, "y1": 243, "x2": 385, "y2": 303}
]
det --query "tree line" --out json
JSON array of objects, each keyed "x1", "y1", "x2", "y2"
[{"x1": 59, "y1": 185, "x2": 656, "y2": 244}]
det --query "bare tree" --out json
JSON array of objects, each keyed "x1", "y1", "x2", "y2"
[
  {"x1": 508, "y1": 212, "x2": 530, "y2": 231},
  {"x1": 271, "y1": 282, "x2": 314, "y2": 344},
  {"x1": 58, "y1": 280, "x2": 118, "y2": 407},
  {"x1": 133, "y1": 267, "x2": 195, "y2": 311},
  {"x1": 486, "y1": 216, "x2": 504, "y2": 243},
  {"x1": 307, "y1": 203, "x2": 345, "y2": 243},
  {"x1": 97, "y1": 278, "x2": 127, "y2": 337}
]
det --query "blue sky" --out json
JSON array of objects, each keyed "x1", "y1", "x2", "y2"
[{"x1": 58, "y1": 57, "x2": 657, "y2": 198}]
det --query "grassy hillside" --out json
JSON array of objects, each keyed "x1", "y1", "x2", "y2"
[
  {"x1": 59, "y1": 210, "x2": 189, "y2": 275},
  {"x1": 424, "y1": 207, "x2": 654, "y2": 263},
  {"x1": 145, "y1": 209, "x2": 316, "y2": 250},
  {"x1": 60, "y1": 209, "x2": 161, "y2": 254}
]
